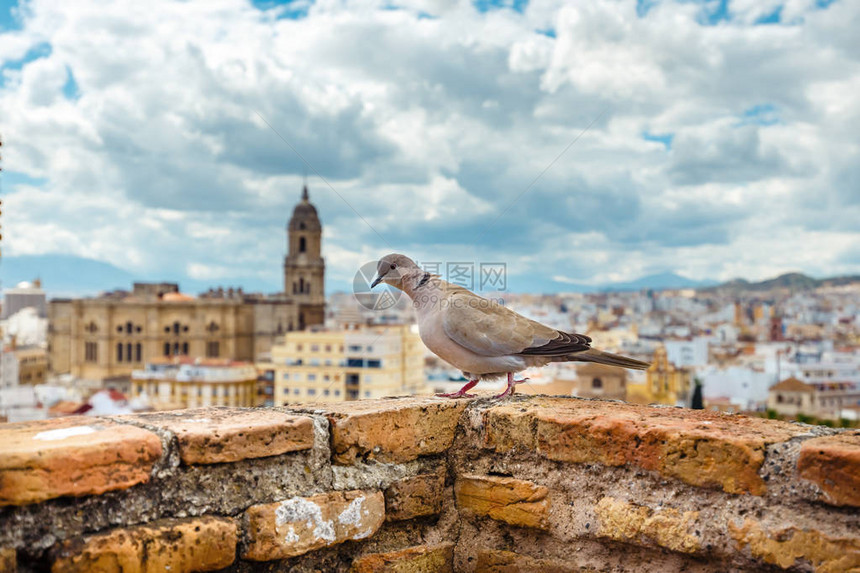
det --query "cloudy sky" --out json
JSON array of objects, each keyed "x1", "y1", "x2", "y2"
[{"x1": 1, "y1": 0, "x2": 858, "y2": 294}]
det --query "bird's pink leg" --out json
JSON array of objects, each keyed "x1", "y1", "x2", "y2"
[
  {"x1": 492, "y1": 372, "x2": 529, "y2": 399},
  {"x1": 436, "y1": 379, "x2": 478, "y2": 399}
]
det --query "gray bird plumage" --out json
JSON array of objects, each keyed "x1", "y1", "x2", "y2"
[{"x1": 370, "y1": 253, "x2": 649, "y2": 398}]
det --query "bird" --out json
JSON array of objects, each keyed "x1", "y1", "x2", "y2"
[{"x1": 370, "y1": 253, "x2": 650, "y2": 399}]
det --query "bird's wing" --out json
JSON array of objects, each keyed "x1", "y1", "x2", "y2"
[{"x1": 440, "y1": 290, "x2": 591, "y2": 357}]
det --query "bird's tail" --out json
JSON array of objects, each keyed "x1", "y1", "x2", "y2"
[{"x1": 572, "y1": 348, "x2": 650, "y2": 370}]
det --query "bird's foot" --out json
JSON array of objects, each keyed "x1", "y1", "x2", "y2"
[
  {"x1": 491, "y1": 375, "x2": 529, "y2": 399},
  {"x1": 436, "y1": 379, "x2": 478, "y2": 399},
  {"x1": 436, "y1": 391, "x2": 476, "y2": 399}
]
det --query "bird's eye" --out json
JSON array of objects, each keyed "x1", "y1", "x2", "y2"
[{"x1": 390, "y1": 263, "x2": 396, "y2": 269}]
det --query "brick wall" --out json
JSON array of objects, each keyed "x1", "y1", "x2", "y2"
[{"x1": 0, "y1": 395, "x2": 857, "y2": 572}]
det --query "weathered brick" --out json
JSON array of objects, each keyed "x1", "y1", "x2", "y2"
[
  {"x1": 729, "y1": 518, "x2": 860, "y2": 573},
  {"x1": 351, "y1": 543, "x2": 454, "y2": 572},
  {"x1": 0, "y1": 417, "x2": 162, "y2": 506},
  {"x1": 385, "y1": 469, "x2": 446, "y2": 521},
  {"x1": 475, "y1": 549, "x2": 592, "y2": 573},
  {"x1": 594, "y1": 497, "x2": 700, "y2": 554},
  {"x1": 455, "y1": 474, "x2": 549, "y2": 529},
  {"x1": 797, "y1": 431, "x2": 860, "y2": 508},
  {"x1": 51, "y1": 516, "x2": 237, "y2": 573},
  {"x1": 290, "y1": 398, "x2": 467, "y2": 465},
  {"x1": 0, "y1": 548, "x2": 15, "y2": 573},
  {"x1": 483, "y1": 397, "x2": 805, "y2": 495},
  {"x1": 120, "y1": 407, "x2": 314, "y2": 465},
  {"x1": 243, "y1": 489, "x2": 385, "y2": 561}
]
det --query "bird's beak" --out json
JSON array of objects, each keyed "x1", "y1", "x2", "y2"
[{"x1": 370, "y1": 275, "x2": 383, "y2": 288}]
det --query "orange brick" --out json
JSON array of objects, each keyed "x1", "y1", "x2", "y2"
[
  {"x1": 243, "y1": 490, "x2": 385, "y2": 561},
  {"x1": 594, "y1": 497, "x2": 700, "y2": 553},
  {"x1": 51, "y1": 516, "x2": 237, "y2": 573},
  {"x1": 798, "y1": 431, "x2": 860, "y2": 508},
  {"x1": 729, "y1": 518, "x2": 860, "y2": 573},
  {"x1": 455, "y1": 474, "x2": 549, "y2": 529},
  {"x1": 483, "y1": 397, "x2": 805, "y2": 495},
  {"x1": 385, "y1": 469, "x2": 446, "y2": 521},
  {"x1": 352, "y1": 543, "x2": 454, "y2": 572},
  {"x1": 0, "y1": 548, "x2": 15, "y2": 573},
  {"x1": 120, "y1": 407, "x2": 314, "y2": 465},
  {"x1": 291, "y1": 397, "x2": 467, "y2": 465},
  {"x1": 0, "y1": 417, "x2": 162, "y2": 506}
]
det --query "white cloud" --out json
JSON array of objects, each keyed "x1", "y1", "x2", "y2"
[{"x1": 0, "y1": 0, "x2": 858, "y2": 293}]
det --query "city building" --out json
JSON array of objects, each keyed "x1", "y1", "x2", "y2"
[
  {"x1": 14, "y1": 345, "x2": 48, "y2": 385},
  {"x1": 573, "y1": 362, "x2": 628, "y2": 401},
  {"x1": 265, "y1": 324, "x2": 425, "y2": 403},
  {"x1": 627, "y1": 345, "x2": 691, "y2": 406},
  {"x1": 47, "y1": 186, "x2": 326, "y2": 382},
  {"x1": 130, "y1": 358, "x2": 259, "y2": 410},
  {"x1": 1, "y1": 280, "x2": 47, "y2": 319},
  {"x1": 767, "y1": 376, "x2": 860, "y2": 421}
]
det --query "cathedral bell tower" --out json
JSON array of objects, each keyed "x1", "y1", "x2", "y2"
[{"x1": 285, "y1": 185, "x2": 325, "y2": 312}]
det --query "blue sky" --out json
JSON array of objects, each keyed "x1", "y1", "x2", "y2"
[{"x1": 1, "y1": 0, "x2": 859, "y2": 295}]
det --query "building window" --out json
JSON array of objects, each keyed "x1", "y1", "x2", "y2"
[
  {"x1": 117, "y1": 343, "x2": 123, "y2": 362},
  {"x1": 367, "y1": 359, "x2": 381, "y2": 368},
  {"x1": 299, "y1": 237, "x2": 307, "y2": 253},
  {"x1": 135, "y1": 343, "x2": 142, "y2": 363},
  {"x1": 127, "y1": 343, "x2": 133, "y2": 362},
  {"x1": 85, "y1": 342, "x2": 98, "y2": 362},
  {"x1": 173, "y1": 322, "x2": 181, "y2": 335},
  {"x1": 324, "y1": 389, "x2": 330, "y2": 396},
  {"x1": 294, "y1": 389, "x2": 300, "y2": 395},
  {"x1": 325, "y1": 345, "x2": 331, "y2": 352},
  {"x1": 206, "y1": 341, "x2": 220, "y2": 358},
  {"x1": 311, "y1": 345, "x2": 319, "y2": 352},
  {"x1": 283, "y1": 388, "x2": 289, "y2": 394},
  {"x1": 126, "y1": 321, "x2": 133, "y2": 334},
  {"x1": 182, "y1": 342, "x2": 189, "y2": 355},
  {"x1": 308, "y1": 389, "x2": 316, "y2": 396},
  {"x1": 592, "y1": 378, "x2": 603, "y2": 389},
  {"x1": 364, "y1": 391, "x2": 371, "y2": 398},
  {"x1": 348, "y1": 345, "x2": 362, "y2": 352},
  {"x1": 164, "y1": 342, "x2": 170, "y2": 356},
  {"x1": 308, "y1": 374, "x2": 316, "y2": 381}
]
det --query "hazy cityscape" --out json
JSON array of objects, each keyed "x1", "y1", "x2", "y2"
[{"x1": 2, "y1": 185, "x2": 858, "y2": 426}]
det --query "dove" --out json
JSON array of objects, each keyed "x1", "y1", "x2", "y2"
[{"x1": 370, "y1": 253, "x2": 650, "y2": 399}]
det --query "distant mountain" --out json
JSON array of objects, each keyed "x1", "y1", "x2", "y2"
[
  {"x1": 599, "y1": 272, "x2": 717, "y2": 292},
  {"x1": 551, "y1": 271, "x2": 716, "y2": 293},
  {"x1": 702, "y1": 272, "x2": 860, "y2": 294},
  {"x1": 0, "y1": 254, "x2": 278, "y2": 298},
  {"x1": 1, "y1": 254, "x2": 137, "y2": 297}
]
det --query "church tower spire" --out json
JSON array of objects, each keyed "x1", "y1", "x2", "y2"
[{"x1": 285, "y1": 185, "x2": 325, "y2": 328}]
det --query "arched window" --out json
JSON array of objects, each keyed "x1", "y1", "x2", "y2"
[
  {"x1": 127, "y1": 343, "x2": 133, "y2": 362},
  {"x1": 182, "y1": 342, "x2": 189, "y2": 355},
  {"x1": 299, "y1": 236, "x2": 307, "y2": 253},
  {"x1": 126, "y1": 321, "x2": 133, "y2": 334},
  {"x1": 173, "y1": 321, "x2": 180, "y2": 335},
  {"x1": 164, "y1": 342, "x2": 170, "y2": 356},
  {"x1": 299, "y1": 278, "x2": 304, "y2": 293},
  {"x1": 117, "y1": 343, "x2": 123, "y2": 362},
  {"x1": 135, "y1": 343, "x2": 142, "y2": 362},
  {"x1": 592, "y1": 377, "x2": 603, "y2": 389}
]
